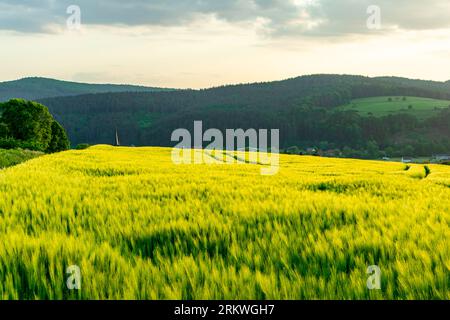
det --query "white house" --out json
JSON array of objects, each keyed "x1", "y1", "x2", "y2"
[
  {"x1": 402, "y1": 157, "x2": 413, "y2": 163},
  {"x1": 433, "y1": 154, "x2": 450, "y2": 162}
]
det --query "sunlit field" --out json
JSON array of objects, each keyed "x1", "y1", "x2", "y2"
[{"x1": 0, "y1": 145, "x2": 449, "y2": 299}]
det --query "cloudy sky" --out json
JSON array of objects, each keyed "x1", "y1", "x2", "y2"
[{"x1": 1, "y1": 0, "x2": 450, "y2": 88}]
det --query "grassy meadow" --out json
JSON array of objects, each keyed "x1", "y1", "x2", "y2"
[
  {"x1": 339, "y1": 96, "x2": 450, "y2": 119},
  {"x1": 0, "y1": 145, "x2": 449, "y2": 299},
  {"x1": 0, "y1": 149, "x2": 43, "y2": 169}
]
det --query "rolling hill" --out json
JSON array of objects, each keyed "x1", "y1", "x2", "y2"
[
  {"x1": 0, "y1": 77, "x2": 175, "y2": 101},
  {"x1": 35, "y1": 74, "x2": 450, "y2": 157}
]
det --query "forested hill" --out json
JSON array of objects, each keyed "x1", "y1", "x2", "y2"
[
  {"x1": 38, "y1": 74, "x2": 450, "y2": 157},
  {"x1": 0, "y1": 77, "x2": 174, "y2": 101}
]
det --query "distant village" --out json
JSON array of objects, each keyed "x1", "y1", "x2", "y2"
[{"x1": 283, "y1": 146, "x2": 450, "y2": 165}]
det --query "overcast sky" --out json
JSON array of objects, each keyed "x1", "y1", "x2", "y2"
[{"x1": 1, "y1": 0, "x2": 450, "y2": 88}]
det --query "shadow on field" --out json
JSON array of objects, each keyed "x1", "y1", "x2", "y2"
[{"x1": 122, "y1": 227, "x2": 230, "y2": 261}]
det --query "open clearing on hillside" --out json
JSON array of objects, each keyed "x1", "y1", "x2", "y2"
[
  {"x1": 0, "y1": 145, "x2": 449, "y2": 299},
  {"x1": 339, "y1": 96, "x2": 450, "y2": 119}
]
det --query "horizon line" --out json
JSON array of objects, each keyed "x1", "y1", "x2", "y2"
[{"x1": 1, "y1": 73, "x2": 449, "y2": 91}]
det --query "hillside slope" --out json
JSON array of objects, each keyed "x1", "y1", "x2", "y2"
[
  {"x1": 0, "y1": 77, "x2": 175, "y2": 101},
  {"x1": 37, "y1": 75, "x2": 450, "y2": 156},
  {"x1": 0, "y1": 145, "x2": 449, "y2": 299}
]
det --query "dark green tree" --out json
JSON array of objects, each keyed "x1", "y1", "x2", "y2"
[
  {"x1": 47, "y1": 121, "x2": 70, "y2": 153},
  {"x1": 0, "y1": 99, "x2": 70, "y2": 153},
  {"x1": 366, "y1": 140, "x2": 380, "y2": 159},
  {"x1": 0, "y1": 123, "x2": 9, "y2": 137}
]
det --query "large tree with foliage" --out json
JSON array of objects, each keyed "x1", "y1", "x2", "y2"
[
  {"x1": 0, "y1": 99, "x2": 70, "y2": 153},
  {"x1": 47, "y1": 121, "x2": 70, "y2": 153}
]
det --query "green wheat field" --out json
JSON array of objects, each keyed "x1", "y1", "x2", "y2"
[{"x1": 0, "y1": 145, "x2": 449, "y2": 299}]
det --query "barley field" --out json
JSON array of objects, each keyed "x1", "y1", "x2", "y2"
[{"x1": 0, "y1": 145, "x2": 449, "y2": 300}]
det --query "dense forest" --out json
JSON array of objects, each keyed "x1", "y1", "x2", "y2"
[{"x1": 34, "y1": 75, "x2": 450, "y2": 158}]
